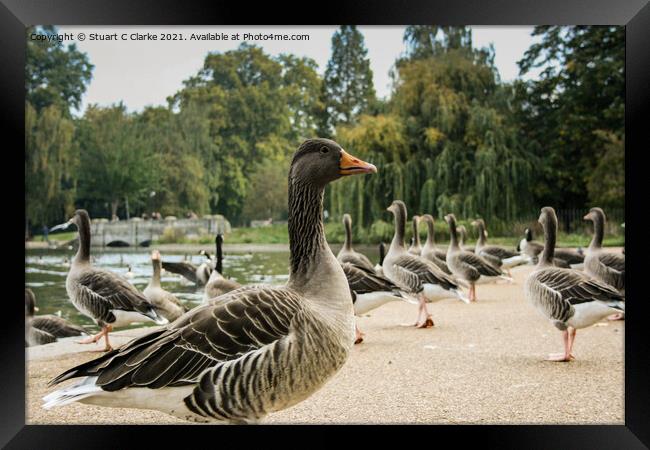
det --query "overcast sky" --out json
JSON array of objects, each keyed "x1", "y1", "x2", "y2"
[{"x1": 57, "y1": 26, "x2": 542, "y2": 115}]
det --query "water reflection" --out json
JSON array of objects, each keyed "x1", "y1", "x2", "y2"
[{"x1": 25, "y1": 245, "x2": 381, "y2": 332}]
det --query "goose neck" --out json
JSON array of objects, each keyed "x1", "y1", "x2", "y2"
[
  {"x1": 540, "y1": 218, "x2": 556, "y2": 266},
  {"x1": 152, "y1": 259, "x2": 161, "y2": 287},
  {"x1": 424, "y1": 218, "x2": 435, "y2": 247},
  {"x1": 287, "y1": 178, "x2": 328, "y2": 287},
  {"x1": 74, "y1": 216, "x2": 91, "y2": 263},
  {"x1": 343, "y1": 218, "x2": 352, "y2": 251},
  {"x1": 589, "y1": 214, "x2": 604, "y2": 249},
  {"x1": 390, "y1": 209, "x2": 406, "y2": 251}
]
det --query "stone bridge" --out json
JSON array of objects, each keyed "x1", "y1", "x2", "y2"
[{"x1": 89, "y1": 215, "x2": 231, "y2": 247}]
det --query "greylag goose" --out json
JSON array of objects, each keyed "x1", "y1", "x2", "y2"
[
  {"x1": 420, "y1": 215, "x2": 451, "y2": 274},
  {"x1": 519, "y1": 227, "x2": 584, "y2": 269},
  {"x1": 584, "y1": 208, "x2": 624, "y2": 293},
  {"x1": 383, "y1": 201, "x2": 468, "y2": 329},
  {"x1": 457, "y1": 225, "x2": 474, "y2": 253},
  {"x1": 143, "y1": 250, "x2": 188, "y2": 322},
  {"x1": 202, "y1": 234, "x2": 241, "y2": 303},
  {"x1": 407, "y1": 215, "x2": 422, "y2": 255},
  {"x1": 48, "y1": 209, "x2": 167, "y2": 351},
  {"x1": 524, "y1": 207, "x2": 625, "y2": 361},
  {"x1": 472, "y1": 219, "x2": 528, "y2": 275},
  {"x1": 374, "y1": 242, "x2": 387, "y2": 276},
  {"x1": 341, "y1": 262, "x2": 413, "y2": 344},
  {"x1": 162, "y1": 252, "x2": 212, "y2": 286},
  {"x1": 26, "y1": 288, "x2": 87, "y2": 340},
  {"x1": 444, "y1": 214, "x2": 508, "y2": 302},
  {"x1": 26, "y1": 289, "x2": 56, "y2": 346},
  {"x1": 43, "y1": 138, "x2": 377, "y2": 423},
  {"x1": 337, "y1": 213, "x2": 375, "y2": 271}
]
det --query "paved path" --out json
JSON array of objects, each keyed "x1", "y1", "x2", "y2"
[{"x1": 27, "y1": 263, "x2": 624, "y2": 425}]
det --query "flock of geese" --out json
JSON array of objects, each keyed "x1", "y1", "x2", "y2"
[{"x1": 30, "y1": 139, "x2": 625, "y2": 424}]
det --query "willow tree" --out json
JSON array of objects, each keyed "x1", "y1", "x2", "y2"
[{"x1": 25, "y1": 103, "x2": 77, "y2": 230}]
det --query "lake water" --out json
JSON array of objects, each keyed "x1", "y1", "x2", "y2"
[{"x1": 25, "y1": 245, "x2": 381, "y2": 332}]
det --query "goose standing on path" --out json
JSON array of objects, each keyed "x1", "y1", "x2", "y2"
[
  {"x1": 584, "y1": 208, "x2": 625, "y2": 293},
  {"x1": 25, "y1": 288, "x2": 87, "y2": 344},
  {"x1": 48, "y1": 210, "x2": 167, "y2": 352},
  {"x1": 202, "y1": 234, "x2": 241, "y2": 303},
  {"x1": 143, "y1": 250, "x2": 188, "y2": 322},
  {"x1": 472, "y1": 219, "x2": 528, "y2": 276},
  {"x1": 444, "y1": 214, "x2": 507, "y2": 302},
  {"x1": 44, "y1": 138, "x2": 377, "y2": 423},
  {"x1": 407, "y1": 215, "x2": 423, "y2": 255},
  {"x1": 337, "y1": 213, "x2": 375, "y2": 271},
  {"x1": 524, "y1": 207, "x2": 625, "y2": 362},
  {"x1": 420, "y1": 215, "x2": 451, "y2": 274},
  {"x1": 341, "y1": 262, "x2": 414, "y2": 344},
  {"x1": 383, "y1": 201, "x2": 468, "y2": 329}
]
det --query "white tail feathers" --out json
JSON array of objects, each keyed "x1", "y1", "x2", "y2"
[
  {"x1": 453, "y1": 289, "x2": 471, "y2": 304},
  {"x1": 42, "y1": 377, "x2": 100, "y2": 409},
  {"x1": 502, "y1": 254, "x2": 529, "y2": 268}
]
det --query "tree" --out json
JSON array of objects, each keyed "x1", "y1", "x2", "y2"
[
  {"x1": 515, "y1": 26, "x2": 624, "y2": 210},
  {"x1": 25, "y1": 26, "x2": 93, "y2": 232},
  {"x1": 26, "y1": 26, "x2": 94, "y2": 114},
  {"x1": 76, "y1": 104, "x2": 158, "y2": 220},
  {"x1": 322, "y1": 26, "x2": 376, "y2": 133},
  {"x1": 171, "y1": 44, "x2": 324, "y2": 223},
  {"x1": 586, "y1": 131, "x2": 624, "y2": 210},
  {"x1": 25, "y1": 103, "x2": 77, "y2": 230}
]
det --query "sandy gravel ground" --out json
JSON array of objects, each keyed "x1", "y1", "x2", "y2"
[{"x1": 27, "y1": 262, "x2": 624, "y2": 425}]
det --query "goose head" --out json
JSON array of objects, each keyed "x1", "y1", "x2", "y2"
[
  {"x1": 583, "y1": 207, "x2": 605, "y2": 223},
  {"x1": 342, "y1": 214, "x2": 352, "y2": 228},
  {"x1": 50, "y1": 209, "x2": 90, "y2": 232},
  {"x1": 151, "y1": 250, "x2": 161, "y2": 261},
  {"x1": 538, "y1": 207, "x2": 558, "y2": 230},
  {"x1": 386, "y1": 200, "x2": 407, "y2": 217},
  {"x1": 290, "y1": 138, "x2": 376, "y2": 187}
]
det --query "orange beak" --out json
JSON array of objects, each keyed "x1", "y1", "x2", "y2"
[{"x1": 339, "y1": 149, "x2": 377, "y2": 176}]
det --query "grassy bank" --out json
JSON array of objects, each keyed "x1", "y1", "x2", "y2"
[{"x1": 30, "y1": 223, "x2": 624, "y2": 248}]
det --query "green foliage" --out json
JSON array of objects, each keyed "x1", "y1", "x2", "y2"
[
  {"x1": 25, "y1": 102, "x2": 77, "y2": 227},
  {"x1": 76, "y1": 104, "x2": 158, "y2": 218},
  {"x1": 26, "y1": 26, "x2": 93, "y2": 114},
  {"x1": 586, "y1": 132, "x2": 625, "y2": 209},
  {"x1": 321, "y1": 26, "x2": 376, "y2": 133},
  {"x1": 515, "y1": 26, "x2": 624, "y2": 211}
]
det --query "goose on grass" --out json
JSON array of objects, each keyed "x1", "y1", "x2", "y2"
[
  {"x1": 524, "y1": 207, "x2": 625, "y2": 362},
  {"x1": 48, "y1": 210, "x2": 167, "y2": 352},
  {"x1": 383, "y1": 201, "x2": 468, "y2": 329},
  {"x1": 43, "y1": 138, "x2": 377, "y2": 424}
]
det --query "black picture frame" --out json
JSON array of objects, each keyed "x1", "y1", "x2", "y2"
[{"x1": 5, "y1": 0, "x2": 649, "y2": 447}]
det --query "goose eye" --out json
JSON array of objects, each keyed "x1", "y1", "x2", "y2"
[{"x1": 319, "y1": 146, "x2": 329, "y2": 154}]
